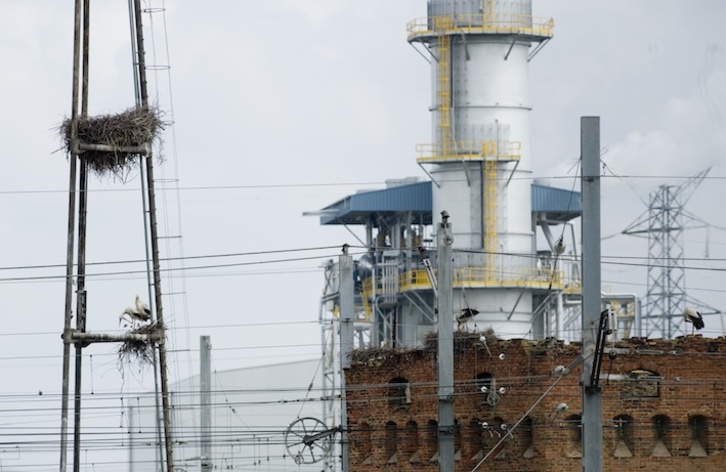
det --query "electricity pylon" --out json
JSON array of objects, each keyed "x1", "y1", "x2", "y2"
[{"x1": 622, "y1": 166, "x2": 711, "y2": 338}]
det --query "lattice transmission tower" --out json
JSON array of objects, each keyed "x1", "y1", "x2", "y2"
[{"x1": 622, "y1": 167, "x2": 711, "y2": 338}]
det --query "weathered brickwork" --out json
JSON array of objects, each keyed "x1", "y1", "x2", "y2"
[{"x1": 345, "y1": 334, "x2": 726, "y2": 471}]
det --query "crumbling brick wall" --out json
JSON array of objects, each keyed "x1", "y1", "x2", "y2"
[{"x1": 345, "y1": 334, "x2": 726, "y2": 472}]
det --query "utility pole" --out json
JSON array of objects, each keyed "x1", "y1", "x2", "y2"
[
  {"x1": 59, "y1": 3, "x2": 174, "y2": 472},
  {"x1": 339, "y1": 245, "x2": 355, "y2": 472},
  {"x1": 436, "y1": 211, "x2": 454, "y2": 472},
  {"x1": 581, "y1": 116, "x2": 603, "y2": 472},
  {"x1": 200, "y1": 336, "x2": 212, "y2": 472}
]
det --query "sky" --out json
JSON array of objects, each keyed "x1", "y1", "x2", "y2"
[{"x1": 0, "y1": 1, "x2": 725, "y2": 471}]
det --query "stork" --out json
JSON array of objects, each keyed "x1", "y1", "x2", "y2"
[
  {"x1": 456, "y1": 308, "x2": 479, "y2": 330},
  {"x1": 135, "y1": 295, "x2": 152, "y2": 318},
  {"x1": 119, "y1": 306, "x2": 150, "y2": 329},
  {"x1": 683, "y1": 306, "x2": 704, "y2": 335}
]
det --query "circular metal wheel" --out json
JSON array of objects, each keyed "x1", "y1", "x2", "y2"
[{"x1": 284, "y1": 417, "x2": 332, "y2": 465}]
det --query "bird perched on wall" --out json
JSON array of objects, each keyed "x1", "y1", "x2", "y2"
[
  {"x1": 119, "y1": 306, "x2": 150, "y2": 329},
  {"x1": 684, "y1": 306, "x2": 704, "y2": 335},
  {"x1": 456, "y1": 308, "x2": 479, "y2": 329},
  {"x1": 135, "y1": 295, "x2": 152, "y2": 318}
]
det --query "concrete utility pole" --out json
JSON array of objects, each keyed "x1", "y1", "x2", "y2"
[
  {"x1": 339, "y1": 246, "x2": 355, "y2": 472},
  {"x1": 436, "y1": 212, "x2": 454, "y2": 472},
  {"x1": 581, "y1": 116, "x2": 603, "y2": 472},
  {"x1": 200, "y1": 336, "x2": 212, "y2": 472}
]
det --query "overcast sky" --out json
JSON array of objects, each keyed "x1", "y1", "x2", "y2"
[{"x1": 1, "y1": 1, "x2": 725, "y2": 470}]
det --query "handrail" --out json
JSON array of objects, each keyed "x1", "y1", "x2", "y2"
[
  {"x1": 397, "y1": 267, "x2": 570, "y2": 290},
  {"x1": 416, "y1": 140, "x2": 521, "y2": 162},
  {"x1": 407, "y1": 13, "x2": 554, "y2": 41}
]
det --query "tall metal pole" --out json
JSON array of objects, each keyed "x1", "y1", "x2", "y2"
[
  {"x1": 436, "y1": 211, "x2": 454, "y2": 472},
  {"x1": 126, "y1": 2, "x2": 166, "y2": 466},
  {"x1": 339, "y1": 247, "x2": 355, "y2": 472},
  {"x1": 581, "y1": 116, "x2": 603, "y2": 472},
  {"x1": 131, "y1": 2, "x2": 174, "y2": 471},
  {"x1": 200, "y1": 336, "x2": 212, "y2": 472},
  {"x1": 59, "y1": 2, "x2": 83, "y2": 470}
]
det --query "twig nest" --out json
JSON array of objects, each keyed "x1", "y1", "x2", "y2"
[
  {"x1": 118, "y1": 322, "x2": 164, "y2": 368},
  {"x1": 60, "y1": 106, "x2": 164, "y2": 180}
]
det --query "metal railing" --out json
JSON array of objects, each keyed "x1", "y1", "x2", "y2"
[
  {"x1": 415, "y1": 140, "x2": 521, "y2": 162},
  {"x1": 407, "y1": 14, "x2": 554, "y2": 41}
]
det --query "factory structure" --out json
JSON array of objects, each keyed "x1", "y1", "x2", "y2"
[
  {"x1": 310, "y1": 1, "x2": 726, "y2": 471},
  {"x1": 316, "y1": 0, "x2": 634, "y2": 357}
]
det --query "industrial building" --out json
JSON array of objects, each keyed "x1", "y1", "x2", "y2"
[
  {"x1": 131, "y1": 357, "x2": 325, "y2": 472},
  {"x1": 311, "y1": 1, "x2": 722, "y2": 471},
  {"x1": 314, "y1": 0, "x2": 637, "y2": 357}
]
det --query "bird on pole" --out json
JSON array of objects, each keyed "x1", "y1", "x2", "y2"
[
  {"x1": 683, "y1": 306, "x2": 704, "y2": 335},
  {"x1": 135, "y1": 295, "x2": 152, "y2": 318},
  {"x1": 119, "y1": 306, "x2": 150, "y2": 329}
]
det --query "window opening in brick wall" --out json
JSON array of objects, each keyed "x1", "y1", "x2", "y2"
[
  {"x1": 404, "y1": 420, "x2": 420, "y2": 463},
  {"x1": 426, "y1": 420, "x2": 439, "y2": 463},
  {"x1": 612, "y1": 414, "x2": 634, "y2": 458},
  {"x1": 521, "y1": 416, "x2": 535, "y2": 459},
  {"x1": 688, "y1": 415, "x2": 709, "y2": 457},
  {"x1": 651, "y1": 414, "x2": 672, "y2": 457},
  {"x1": 623, "y1": 369, "x2": 660, "y2": 398},
  {"x1": 468, "y1": 418, "x2": 484, "y2": 462},
  {"x1": 359, "y1": 422, "x2": 373, "y2": 465},
  {"x1": 385, "y1": 421, "x2": 399, "y2": 464},
  {"x1": 475, "y1": 372, "x2": 500, "y2": 406},
  {"x1": 491, "y1": 416, "x2": 508, "y2": 460},
  {"x1": 388, "y1": 377, "x2": 411, "y2": 409},
  {"x1": 564, "y1": 414, "x2": 582, "y2": 458}
]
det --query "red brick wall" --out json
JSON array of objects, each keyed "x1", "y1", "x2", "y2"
[{"x1": 345, "y1": 335, "x2": 726, "y2": 471}]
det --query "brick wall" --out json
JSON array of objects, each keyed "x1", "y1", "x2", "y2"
[{"x1": 345, "y1": 334, "x2": 726, "y2": 471}]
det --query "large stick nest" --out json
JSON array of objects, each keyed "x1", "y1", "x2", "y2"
[
  {"x1": 118, "y1": 322, "x2": 164, "y2": 368},
  {"x1": 60, "y1": 106, "x2": 164, "y2": 179}
]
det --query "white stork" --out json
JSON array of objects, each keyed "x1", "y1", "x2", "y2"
[
  {"x1": 135, "y1": 295, "x2": 152, "y2": 318},
  {"x1": 456, "y1": 308, "x2": 479, "y2": 330},
  {"x1": 684, "y1": 306, "x2": 704, "y2": 335},
  {"x1": 119, "y1": 306, "x2": 150, "y2": 329}
]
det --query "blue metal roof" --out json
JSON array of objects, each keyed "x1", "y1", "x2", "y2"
[
  {"x1": 531, "y1": 182, "x2": 582, "y2": 222},
  {"x1": 320, "y1": 181, "x2": 432, "y2": 225},
  {"x1": 319, "y1": 181, "x2": 580, "y2": 225}
]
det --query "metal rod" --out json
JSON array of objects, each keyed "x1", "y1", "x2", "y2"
[
  {"x1": 581, "y1": 116, "x2": 603, "y2": 472},
  {"x1": 72, "y1": 1, "x2": 91, "y2": 468},
  {"x1": 339, "y1": 250, "x2": 355, "y2": 472},
  {"x1": 58, "y1": 0, "x2": 81, "y2": 461},
  {"x1": 200, "y1": 336, "x2": 212, "y2": 472},
  {"x1": 126, "y1": 2, "x2": 165, "y2": 467},
  {"x1": 132, "y1": 2, "x2": 174, "y2": 470},
  {"x1": 69, "y1": 331, "x2": 164, "y2": 343},
  {"x1": 436, "y1": 212, "x2": 454, "y2": 472},
  {"x1": 140, "y1": 154, "x2": 166, "y2": 472},
  {"x1": 60, "y1": 0, "x2": 84, "y2": 470},
  {"x1": 77, "y1": 142, "x2": 150, "y2": 154},
  {"x1": 72, "y1": 157, "x2": 88, "y2": 472}
]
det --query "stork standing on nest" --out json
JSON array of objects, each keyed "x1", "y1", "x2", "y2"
[
  {"x1": 135, "y1": 295, "x2": 152, "y2": 318},
  {"x1": 119, "y1": 306, "x2": 151, "y2": 329},
  {"x1": 456, "y1": 308, "x2": 479, "y2": 330},
  {"x1": 684, "y1": 306, "x2": 704, "y2": 335}
]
